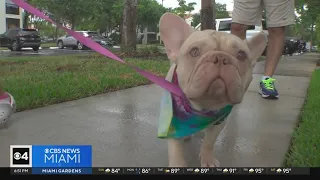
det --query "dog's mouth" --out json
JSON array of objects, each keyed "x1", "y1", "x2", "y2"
[
  {"x1": 186, "y1": 75, "x2": 229, "y2": 101},
  {"x1": 185, "y1": 60, "x2": 229, "y2": 100}
]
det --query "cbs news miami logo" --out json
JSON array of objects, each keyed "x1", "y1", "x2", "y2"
[{"x1": 10, "y1": 145, "x2": 92, "y2": 168}]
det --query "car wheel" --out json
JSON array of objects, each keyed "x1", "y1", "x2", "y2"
[
  {"x1": 12, "y1": 41, "x2": 20, "y2": 51},
  {"x1": 33, "y1": 47, "x2": 40, "y2": 51},
  {"x1": 77, "y1": 42, "x2": 84, "y2": 50},
  {"x1": 57, "y1": 41, "x2": 64, "y2": 49}
]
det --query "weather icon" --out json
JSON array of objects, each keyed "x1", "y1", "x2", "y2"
[
  {"x1": 276, "y1": 168, "x2": 282, "y2": 173},
  {"x1": 194, "y1": 168, "x2": 200, "y2": 173},
  {"x1": 223, "y1": 168, "x2": 228, "y2": 173},
  {"x1": 249, "y1": 168, "x2": 254, "y2": 173},
  {"x1": 165, "y1": 169, "x2": 170, "y2": 173},
  {"x1": 105, "y1": 168, "x2": 110, "y2": 173}
]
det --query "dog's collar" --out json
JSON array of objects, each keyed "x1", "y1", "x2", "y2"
[{"x1": 157, "y1": 65, "x2": 233, "y2": 139}]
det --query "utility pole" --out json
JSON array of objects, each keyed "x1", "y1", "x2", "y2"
[{"x1": 201, "y1": 0, "x2": 215, "y2": 30}]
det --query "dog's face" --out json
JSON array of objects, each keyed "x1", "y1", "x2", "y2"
[{"x1": 160, "y1": 13, "x2": 267, "y2": 111}]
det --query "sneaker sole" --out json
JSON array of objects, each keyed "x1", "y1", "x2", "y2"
[{"x1": 261, "y1": 93, "x2": 279, "y2": 99}]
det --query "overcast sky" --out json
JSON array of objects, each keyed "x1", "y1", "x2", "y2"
[{"x1": 156, "y1": 0, "x2": 234, "y2": 12}]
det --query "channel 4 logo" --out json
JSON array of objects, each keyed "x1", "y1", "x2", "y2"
[
  {"x1": 10, "y1": 145, "x2": 33, "y2": 167},
  {"x1": 10, "y1": 145, "x2": 92, "y2": 168}
]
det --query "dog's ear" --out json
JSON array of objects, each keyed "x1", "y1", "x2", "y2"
[
  {"x1": 159, "y1": 13, "x2": 195, "y2": 64},
  {"x1": 245, "y1": 32, "x2": 267, "y2": 67}
]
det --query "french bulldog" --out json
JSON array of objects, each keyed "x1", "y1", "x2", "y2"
[{"x1": 159, "y1": 13, "x2": 267, "y2": 167}]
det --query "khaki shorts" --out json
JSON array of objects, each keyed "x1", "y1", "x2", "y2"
[{"x1": 232, "y1": 0, "x2": 295, "y2": 27}]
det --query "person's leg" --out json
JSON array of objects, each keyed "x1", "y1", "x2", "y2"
[
  {"x1": 231, "y1": 0, "x2": 263, "y2": 40},
  {"x1": 260, "y1": 0, "x2": 295, "y2": 99},
  {"x1": 0, "y1": 83, "x2": 16, "y2": 127}
]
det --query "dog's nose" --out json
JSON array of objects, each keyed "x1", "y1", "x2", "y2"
[{"x1": 213, "y1": 55, "x2": 230, "y2": 65}]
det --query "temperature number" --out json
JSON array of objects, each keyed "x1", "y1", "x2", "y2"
[
  {"x1": 229, "y1": 168, "x2": 237, "y2": 174},
  {"x1": 201, "y1": 168, "x2": 210, "y2": 174},
  {"x1": 141, "y1": 168, "x2": 151, "y2": 174},
  {"x1": 255, "y1": 168, "x2": 264, "y2": 174},
  {"x1": 170, "y1": 168, "x2": 180, "y2": 174},
  {"x1": 111, "y1": 168, "x2": 121, "y2": 173},
  {"x1": 283, "y1": 168, "x2": 291, "y2": 174}
]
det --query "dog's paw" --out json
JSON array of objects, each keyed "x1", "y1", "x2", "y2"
[{"x1": 199, "y1": 150, "x2": 220, "y2": 167}]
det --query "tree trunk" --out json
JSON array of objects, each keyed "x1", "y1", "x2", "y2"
[
  {"x1": 23, "y1": 12, "x2": 29, "y2": 28},
  {"x1": 201, "y1": 0, "x2": 215, "y2": 30},
  {"x1": 121, "y1": 0, "x2": 138, "y2": 52},
  {"x1": 54, "y1": 26, "x2": 59, "y2": 40},
  {"x1": 71, "y1": 19, "x2": 76, "y2": 30},
  {"x1": 310, "y1": 21, "x2": 314, "y2": 49}
]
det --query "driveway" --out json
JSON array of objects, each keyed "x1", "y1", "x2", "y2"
[{"x1": 0, "y1": 53, "x2": 318, "y2": 167}]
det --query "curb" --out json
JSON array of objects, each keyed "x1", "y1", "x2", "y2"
[
  {"x1": 40, "y1": 47, "x2": 58, "y2": 49},
  {"x1": 0, "y1": 47, "x2": 58, "y2": 52},
  {"x1": 157, "y1": 46, "x2": 166, "y2": 54}
]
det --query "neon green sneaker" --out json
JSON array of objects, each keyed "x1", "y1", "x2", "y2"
[{"x1": 259, "y1": 78, "x2": 279, "y2": 99}]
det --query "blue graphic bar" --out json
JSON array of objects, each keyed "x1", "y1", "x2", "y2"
[{"x1": 32, "y1": 145, "x2": 92, "y2": 168}]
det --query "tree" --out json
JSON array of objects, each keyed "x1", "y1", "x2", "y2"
[
  {"x1": 201, "y1": 0, "x2": 215, "y2": 30},
  {"x1": 192, "y1": 13, "x2": 200, "y2": 27},
  {"x1": 29, "y1": 0, "x2": 94, "y2": 30},
  {"x1": 121, "y1": 0, "x2": 138, "y2": 52},
  {"x1": 137, "y1": 0, "x2": 166, "y2": 31},
  {"x1": 77, "y1": 0, "x2": 122, "y2": 35},
  {"x1": 173, "y1": 0, "x2": 197, "y2": 19},
  {"x1": 295, "y1": 0, "x2": 320, "y2": 46},
  {"x1": 192, "y1": 2, "x2": 228, "y2": 28},
  {"x1": 215, "y1": 2, "x2": 229, "y2": 19}
]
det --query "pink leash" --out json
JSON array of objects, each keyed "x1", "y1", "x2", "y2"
[{"x1": 11, "y1": 0, "x2": 184, "y2": 97}]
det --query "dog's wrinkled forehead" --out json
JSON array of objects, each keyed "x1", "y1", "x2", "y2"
[{"x1": 180, "y1": 30, "x2": 250, "y2": 56}]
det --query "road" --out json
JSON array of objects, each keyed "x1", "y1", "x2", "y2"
[{"x1": 0, "y1": 47, "x2": 120, "y2": 58}]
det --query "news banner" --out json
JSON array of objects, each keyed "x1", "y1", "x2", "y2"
[{"x1": 7, "y1": 145, "x2": 317, "y2": 175}]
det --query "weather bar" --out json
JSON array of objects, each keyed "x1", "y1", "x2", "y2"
[
  {"x1": 8, "y1": 167, "x2": 312, "y2": 175},
  {"x1": 91, "y1": 167, "x2": 311, "y2": 175}
]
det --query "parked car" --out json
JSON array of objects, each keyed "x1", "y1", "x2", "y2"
[
  {"x1": 283, "y1": 37, "x2": 300, "y2": 55},
  {"x1": 0, "y1": 28, "x2": 41, "y2": 51},
  {"x1": 56, "y1": 31, "x2": 113, "y2": 50},
  {"x1": 311, "y1": 46, "x2": 318, "y2": 52}
]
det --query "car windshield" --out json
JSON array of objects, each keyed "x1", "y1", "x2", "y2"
[
  {"x1": 20, "y1": 29, "x2": 39, "y2": 36},
  {"x1": 84, "y1": 32, "x2": 103, "y2": 39},
  {"x1": 219, "y1": 20, "x2": 255, "y2": 31}
]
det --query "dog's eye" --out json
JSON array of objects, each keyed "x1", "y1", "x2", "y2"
[
  {"x1": 190, "y1": 47, "x2": 200, "y2": 57},
  {"x1": 237, "y1": 50, "x2": 247, "y2": 61}
]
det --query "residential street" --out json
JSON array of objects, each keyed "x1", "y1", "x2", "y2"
[{"x1": 0, "y1": 47, "x2": 120, "y2": 58}]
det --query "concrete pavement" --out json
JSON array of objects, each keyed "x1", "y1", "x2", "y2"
[{"x1": 0, "y1": 53, "x2": 318, "y2": 167}]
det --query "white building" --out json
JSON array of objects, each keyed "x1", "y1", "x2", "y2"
[{"x1": 0, "y1": 0, "x2": 23, "y2": 34}]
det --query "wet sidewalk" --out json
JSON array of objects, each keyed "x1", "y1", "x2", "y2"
[{"x1": 0, "y1": 53, "x2": 318, "y2": 167}]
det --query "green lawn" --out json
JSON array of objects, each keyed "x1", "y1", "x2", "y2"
[
  {"x1": 0, "y1": 54, "x2": 169, "y2": 111},
  {"x1": 285, "y1": 69, "x2": 320, "y2": 167}
]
